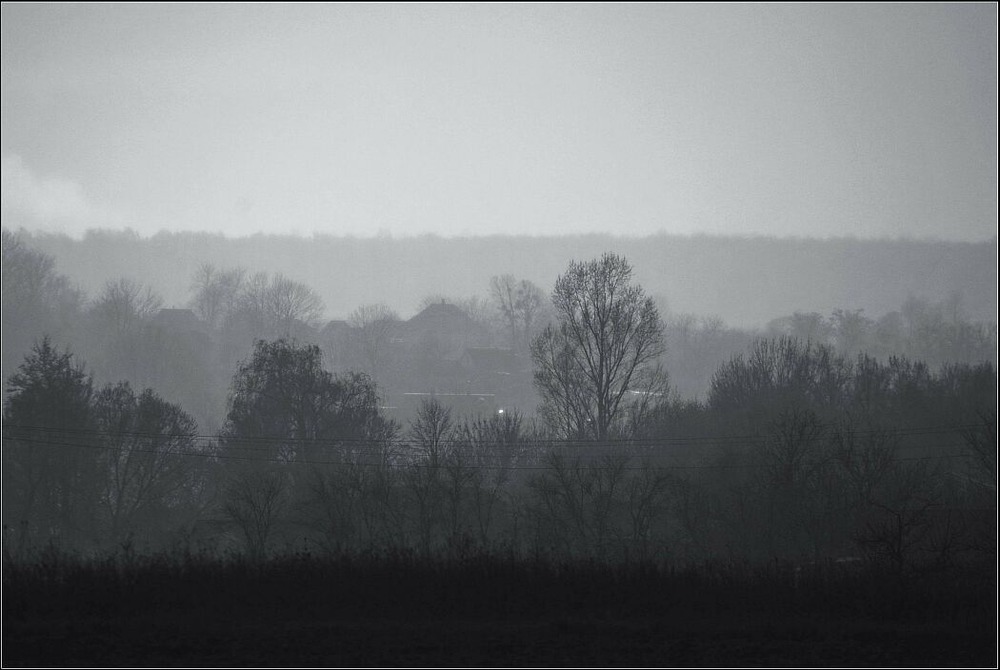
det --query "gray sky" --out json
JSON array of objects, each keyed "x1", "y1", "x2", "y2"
[{"x1": 2, "y1": 2, "x2": 996, "y2": 240}]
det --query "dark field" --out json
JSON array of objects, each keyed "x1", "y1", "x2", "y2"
[{"x1": 4, "y1": 550, "x2": 996, "y2": 667}]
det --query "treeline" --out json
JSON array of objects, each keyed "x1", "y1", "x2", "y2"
[
  {"x1": 3, "y1": 230, "x2": 334, "y2": 432},
  {"x1": 2, "y1": 231, "x2": 996, "y2": 569},
  {"x1": 3, "y1": 336, "x2": 995, "y2": 569},
  {"x1": 4, "y1": 228, "x2": 995, "y2": 433},
  {"x1": 13, "y1": 227, "x2": 998, "y2": 327}
]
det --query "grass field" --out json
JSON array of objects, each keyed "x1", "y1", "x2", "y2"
[{"x1": 4, "y1": 548, "x2": 996, "y2": 667}]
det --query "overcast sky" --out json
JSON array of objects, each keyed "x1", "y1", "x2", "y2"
[{"x1": 2, "y1": 3, "x2": 996, "y2": 241}]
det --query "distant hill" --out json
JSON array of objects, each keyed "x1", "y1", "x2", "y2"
[{"x1": 11, "y1": 228, "x2": 998, "y2": 328}]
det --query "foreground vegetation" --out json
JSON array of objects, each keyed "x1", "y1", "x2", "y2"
[
  {"x1": 4, "y1": 545, "x2": 995, "y2": 667},
  {"x1": 3, "y1": 238, "x2": 995, "y2": 666}
]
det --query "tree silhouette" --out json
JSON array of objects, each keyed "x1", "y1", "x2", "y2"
[
  {"x1": 93, "y1": 381, "x2": 200, "y2": 545},
  {"x1": 2, "y1": 338, "x2": 97, "y2": 549},
  {"x1": 348, "y1": 303, "x2": 400, "y2": 383},
  {"x1": 218, "y1": 339, "x2": 393, "y2": 555},
  {"x1": 531, "y1": 253, "x2": 666, "y2": 440},
  {"x1": 221, "y1": 339, "x2": 386, "y2": 464}
]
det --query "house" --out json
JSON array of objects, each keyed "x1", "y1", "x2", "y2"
[
  {"x1": 397, "y1": 300, "x2": 491, "y2": 359},
  {"x1": 321, "y1": 319, "x2": 351, "y2": 338}
]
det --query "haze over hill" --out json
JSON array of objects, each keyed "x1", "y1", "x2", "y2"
[
  {"x1": 3, "y1": 7, "x2": 997, "y2": 666},
  {"x1": 11, "y1": 228, "x2": 997, "y2": 329}
]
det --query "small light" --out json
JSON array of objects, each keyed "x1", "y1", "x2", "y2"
[{"x1": 497, "y1": 408, "x2": 504, "y2": 414}]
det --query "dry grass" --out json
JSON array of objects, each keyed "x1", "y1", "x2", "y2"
[{"x1": 4, "y1": 547, "x2": 996, "y2": 667}]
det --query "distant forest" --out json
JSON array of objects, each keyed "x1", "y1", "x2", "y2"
[
  {"x1": 13, "y1": 228, "x2": 998, "y2": 326},
  {"x1": 4, "y1": 227, "x2": 996, "y2": 433}
]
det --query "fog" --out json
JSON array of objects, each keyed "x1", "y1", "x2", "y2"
[
  {"x1": 10, "y1": 227, "x2": 998, "y2": 325},
  {"x1": 4, "y1": 227, "x2": 996, "y2": 665},
  {"x1": 2, "y1": 3, "x2": 997, "y2": 666}
]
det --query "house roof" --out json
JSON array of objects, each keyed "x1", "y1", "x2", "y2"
[
  {"x1": 408, "y1": 301, "x2": 471, "y2": 324},
  {"x1": 321, "y1": 319, "x2": 351, "y2": 335}
]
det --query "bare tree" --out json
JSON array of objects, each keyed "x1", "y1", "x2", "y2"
[
  {"x1": 453, "y1": 410, "x2": 527, "y2": 546},
  {"x1": 456, "y1": 295, "x2": 493, "y2": 331},
  {"x1": 94, "y1": 382, "x2": 200, "y2": 546},
  {"x1": 491, "y1": 274, "x2": 520, "y2": 350},
  {"x1": 963, "y1": 408, "x2": 997, "y2": 494},
  {"x1": 491, "y1": 275, "x2": 545, "y2": 351},
  {"x1": 514, "y1": 279, "x2": 545, "y2": 349},
  {"x1": 189, "y1": 263, "x2": 247, "y2": 329},
  {"x1": 620, "y1": 463, "x2": 672, "y2": 561},
  {"x1": 527, "y1": 449, "x2": 631, "y2": 559},
  {"x1": 531, "y1": 253, "x2": 666, "y2": 440},
  {"x1": 268, "y1": 273, "x2": 325, "y2": 334},
  {"x1": 89, "y1": 277, "x2": 164, "y2": 384},
  {"x1": 1, "y1": 231, "x2": 85, "y2": 377},
  {"x1": 409, "y1": 397, "x2": 454, "y2": 465},
  {"x1": 856, "y1": 460, "x2": 942, "y2": 573},
  {"x1": 405, "y1": 398, "x2": 454, "y2": 553},
  {"x1": 231, "y1": 271, "x2": 325, "y2": 340},
  {"x1": 348, "y1": 303, "x2": 400, "y2": 383},
  {"x1": 531, "y1": 325, "x2": 594, "y2": 439},
  {"x1": 224, "y1": 470, "x2": 288, "y2": 562},
  {"x1": 233, "y1": 271, "x2": 271, "y2": 335},
  {"x1": 92, "y1": 277, "x2": 163, "y2": 337}
]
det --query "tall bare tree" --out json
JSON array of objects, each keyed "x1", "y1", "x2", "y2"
[
  {"x1": 267, "y1": 274, "x2": 325, "y2": 335},
  {"x1": 224, "y1": 470, "x2": 289, "y2": 562},
  {"x1": 92, "y1": 277, "x2": 163, "y2": 338},
  {"x1": 491, "y1": 274, "x2": 545, "y2": 351},
  {"x1": 231, "y1": 271, "x2": 324, "y2": 340},
  {"x1": 491, "y1": 274, "x2": 520, "y2": 350},
  {"x1": 514, "y1": 278, "x2": 544, "y2": 349},
  {"x1": 348, "y1": 303, "x2": 400, "y2": 383},
  {"x1": 531, "y1": 253, "x2": 666, "y2": 440},
  {"x1": 89, "y1": 277, "x2": 164, "y2": 384},
  {"x1": 189, "y1": 263, "x2": 247, "y2": 330}
]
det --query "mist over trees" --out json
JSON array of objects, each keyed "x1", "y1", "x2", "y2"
[
  {"x1": 491, "y1": 274, "x2": 546, "y2": 352},
  {"x1": 218, "y1": 339, "x2": 392, "y2": 558},
  {"x1": 3, "y1": 338, "x2": 209, "y2": 551},
  {"x1": 12, "y1": 228, "x2": 997, "y2": 326},
  {"x1": 3, "y1": 338, "x2": 96, "y2": 549},
  {"x1": 4, "y1": 3, "x2": 996, "y2": 662},
  {"x1": 1, "y1": 227, "x2": 995, "y2": 573},
  {"x1": 93, "y1": 381, "x2": 200, "y2": 547},
  {"x1": 765, "y1": 297, "x2": 998, "y2": 369},
  {"x1": 347, "y1": 303, "x2": 401, "y2": 384},
  {"x1": 1, "y1": 230, "x2": 84, "y2": 381}
]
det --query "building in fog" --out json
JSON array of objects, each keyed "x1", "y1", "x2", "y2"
[{"x1": 397, "y1": 300, "x2": 492, "y2": 359}]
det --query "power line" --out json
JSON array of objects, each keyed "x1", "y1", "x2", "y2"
[
  {"x1": 2, "y1": 419, "x2": 987, "y2": 451},
  {"x1": 4, "y1": 433, "x2": 980, "y2": 472}
]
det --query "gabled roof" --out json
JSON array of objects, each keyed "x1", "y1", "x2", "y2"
[
  {"x1": 321, "y1": 319, "x2": 351, "y2": 335},
  {"x1": 408, "y1": 301, "x2": 471, "y2": 324}
]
